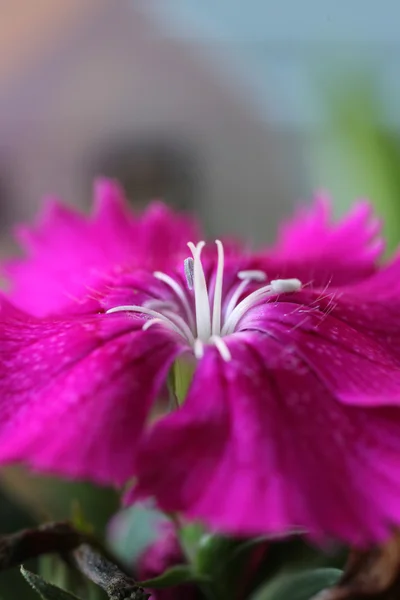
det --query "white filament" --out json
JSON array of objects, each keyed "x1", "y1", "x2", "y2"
[
  {"x1": 212, "y1": 240, "x2": 224, "y2": 335},
  {"x1": 221, "y1": 285, "x2": 273, "y2": 335},
  {"x1": 145, "y1": 299, "x2": 178, "y2": 312},
  {"x1": 221, "y1": 277, "x2": 301, "y2": 336},
  {"x1": 107, "y1": 242, "x2": 301, "y2": 363},
  {"x1": 162, "y1": 310, "x2": 196, "y2": 344},
  {"x1": 210, "y1": 335, "x2": 231, "y2": 361},
  {"x1": 154, "y1": 270, "x2": 194, "y2": 330},
  {"x1": 106, "y1": 304, "x2": 190, "y2": 342},
  {"x1": 187, "y1": 241, "x2": 212, "y2": 341},
  {"x1": 194, "y1": 338, "x2": 204, "y2": 359},
  {"x1": 224, "y1": 280, "x2": 249, "y2": 321},
  {"x1": 143, "y1": 318, "x2": 166, "y2": 331},
  {"x1": 223, "y1": 270, "x2": 267, "y2": 320}
]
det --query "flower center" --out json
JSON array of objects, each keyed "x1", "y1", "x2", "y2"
[{"x1": 106, "y1": 241, "x2": 301, "y2": 361}]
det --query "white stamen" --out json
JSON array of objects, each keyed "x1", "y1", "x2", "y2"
[
  {"x1": 210, "y1": 335, "x2": 231, "y2": 361},
  {"x1": 163, "y1": 310, "x2": 196, "y2": 344},
  {"x1": 194, "y1": 338, "x2": 204, "y2": 359},
  {"x1": 187, "y1": 241, "x2": 212, "y2": 341},
  {"x1": 270, "y1": 278, "x2": 302, "y2": 294},
  {"x1": 142, "y1": 318, "x2": 165, "y2": 331},
  {"x1": 212, "y1": 240, "x2": 224, "y2": 335},
  {"x1": 223, "y1": 279, "x2": 250, "y2": 322},
  {"x1": 145, "y1": 299, "x2": 178, "y2": 312},
  {"x1": 222, "y1": 278, "x2": 302, "y2": 335},
  {"x1": 144, "y1": 300, "x2": 195, "y2": 341},
  {"x1": 184, "y1": 257, "x2": 194, "y2": 289},
  {"x1": 223, "y1": 270, "x2": 267, "y2": 323},
  {"x1": 107, "y1": 242, "x2": 301, "y2": 363},
  {"x1": 106, "y1": 305, "x2": 190, "y2": 342},
  {"x1": 221, "y1": 285, "x2": 273, "y2": 335},
  {"x1": 106, "y1": 304, "x2": 160, "y2": 316},
  {"x1": 153, "y1": 271, "x2": 194, "y2": 329},
  {"x1": 237, "y1": 270, "x2": 267, "y2": 282}
]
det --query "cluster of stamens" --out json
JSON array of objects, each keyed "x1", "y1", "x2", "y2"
[{"x1": 106, "y1": 241, "x2": 301, "y2": 361}]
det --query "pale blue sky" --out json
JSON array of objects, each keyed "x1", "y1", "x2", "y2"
[
  {"x1": 148, "y1": 0, "x2": 400, "y2": 44},
  {"x1": 144, "y1": 1, "x2": 400, "y2": 129}
]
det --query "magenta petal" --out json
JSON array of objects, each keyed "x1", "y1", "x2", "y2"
[
  {"x1": 259, "y1": 194, "x2": 384, "y2": 286},
  {"x1": 2, "y1": 179, "x2": 202, "y2": 317},
  {"x1": 241, "y1": 297, "x2": 400, "y2": 407},
  {"x1": 0, "y1": 298, "x2": 181, "y2": 485},
  {"x1": 3, "y1": 179, "x2": 134, "y2": 316},
  {"x1": 134, "y1": 201, "x2": 202, "y2": 270},
  {"x1": 334, "y1": 254, "x2": 400, "y2": 348},
  {"x1": 134, "y1": 336, "x2": 400, "y2": 544}
]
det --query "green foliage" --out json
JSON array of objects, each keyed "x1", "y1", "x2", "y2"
[
  {"x1": 249, "y1": 568, "x2": 342, "y2": 600},
  {"x1": 313, "y1": 69, "x2": 400, "y2": 254},
  {"x1": 178, "y1": 527, "x2": 270, "y2": 600},
  {"x1": 179, "y1": 522, "x2": 207, "y2": 564},
  {"x1": 0, "y1": 486, "x2": 37, "y2": 599},
  {"x1": 1, "y1": 467, "x2": 119, "y2": 537},
  {"x1": 21, "y1": 567, "x2": 83, "y2": 600},
  {"x1": 39, "y1": 556, "x2": 104, "y2": 600},
  {"x1": 139, "y1": 564, "x2": 204, "y2": 588}
]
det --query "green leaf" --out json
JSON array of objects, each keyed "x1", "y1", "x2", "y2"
[
  {"x1": 39, "y1": 555, "x2": 102, "y2": 600},
  {"x1": 179, "y1": 522, "x2": 205, "y2": 563},
  {"x1": 195, "y1": 533, "x2": 237, "y2": 576},
  {"x1": 313, "y1": 68, "x2": 400, "y2": 254},
  {"x1": 250, "y1": 568, "x2": 342, "y2": 600},
  {"x1": 139, "y1": 564, "x2": 206, "y2": 589},
  {"x1": 21, "y1": 567, "x2": 83, "y2": 600},
  {"x1": 39, "y1": 555, "x2": 80, "y2": 593},
  {"x1": 2, "y1": 467, "x2": 119, "y2": 536},
  {"x1": 226, "y1": 536, "x2": 268, "y2": 566},
  {"x1": 186, "y1": 532, "x2": 269, "y2": 600}
]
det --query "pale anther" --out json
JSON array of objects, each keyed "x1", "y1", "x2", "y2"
[
  {"x1": 184, "y1": 257, "x2": 194, "y2": 290},
  {"x1": 237, "y1": 270, "x2": 267, "y2": 282},
  {"x1": 270, "y1": 278, "x2": 302, "y2": 294}
]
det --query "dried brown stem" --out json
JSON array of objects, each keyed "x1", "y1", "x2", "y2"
[
  {"x1": 0, "y1": 521, "x2": 149, "y2": 599},
  {"x1": 73, "y1": 543, "x2": 149, "y2": 600},
  {"x1": 0, "y1": 521, "x2": 85, "y2": 571}
]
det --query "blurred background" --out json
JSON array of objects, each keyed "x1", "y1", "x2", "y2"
[
  {"x1": 0, "y1": 0, "x2": 399, "y2": 597},
  {"x1": 2, "y1": 1, "x2": 400, "y2": 248}
]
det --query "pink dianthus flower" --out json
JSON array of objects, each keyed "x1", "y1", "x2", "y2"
[{"x1": 0, "y1": 179, "x2": 400, "y2": 545}]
